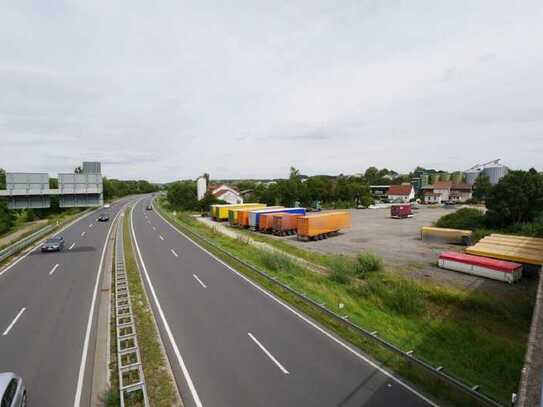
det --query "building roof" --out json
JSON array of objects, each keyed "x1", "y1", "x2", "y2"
[
  {"x1": 423, "y1": 191, "x2": 442, "y2": 196},
  {"x1": 433, "y1": 181, "x2": 453, "y2": 190},
  {"x1": 387, "y1": 184, "x2": 413, "y2": 196}
]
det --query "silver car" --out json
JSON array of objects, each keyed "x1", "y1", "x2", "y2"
[{"x1": 0, "y1": 373, "x2": 26, "y2": 407}]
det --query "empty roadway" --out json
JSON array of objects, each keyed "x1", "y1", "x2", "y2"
[
  {"x1": 0, "y1": 198, "x2": 133, "y2": 407},
  {"x1": 131, "y1": 196, "x2": 435, "y2": 407}
]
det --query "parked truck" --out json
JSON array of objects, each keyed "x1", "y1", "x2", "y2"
[
  {"x1": 210, "y1": 203, "x2": 265, "y2": 221},
  {"x1": 391, "y1": 204, "x2": 412, "y2": 219},
  {"x1": 249, "y1": 207, "x2": 305, "y2": 230},
  {"x1": 237, "y1": 206, "x2": 283, "y2": 228},
  {"x1": 272, "y1": 213, "x2": 302, "y2": 235},
  {"x1": 228, "y1": 204, "x2": 266, "y2": 225},
  {"x1": 297, "y1": 212, "x2": 352, "y2": 240},
  {"x1": 258, "y1": 212, "x2": 285, "y2": 233}
]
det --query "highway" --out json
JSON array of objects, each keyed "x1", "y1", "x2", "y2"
[
  {"x1": 0, "y1": 198, "x2": 132, "y2": 407},
  {"x1": 131, "y1": 195, "x2": 435, "y2": 407}
]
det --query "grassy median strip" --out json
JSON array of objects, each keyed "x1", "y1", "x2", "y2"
[
  {"x1": 157, "y1": 199, "x2": 533, "y2": 405},
  {"x1": 123, "y1": 208, "x2": 178, "y2": 406}
]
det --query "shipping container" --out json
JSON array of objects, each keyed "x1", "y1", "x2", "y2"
[
  {"x1": 421, "y1": 227, "x2": 472, "y2": 245},
  {"x1": 237, "y1": 206, "x2": 283, "y2": 228},
  {"x1": 228, "y1": 204, "x2": 266, "y2": 225},
  {"x1": 465, "y1": 243, "x2": 543, "y2": 266},
  {"x1": 297, "y1": 212, "x2": 351, "y2": 240},
  {"x1": 391, "y1": 204, "x2": 412, "y2": 219},
  {"x1": 438, "y1": 251, "x2": 522, "y2": 283},
  {"x1": 259, "y1": 213, "x2": 286, "y2": 233},
  {"x1": 249, "y1": 207, "x2": 304, "y2": 230},
  {"x1": 210, "y1": 203, "x2": 265, "y2": 221},
  {"x1": 272, "y1": 213, "x2": 302, "y2": 235}
]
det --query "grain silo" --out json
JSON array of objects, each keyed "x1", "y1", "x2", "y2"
[
  {"x1": 482, "y1": 160, "x2": 509, "y2": 185},
  {"x1": 429, "y1": 174, "x2": 440, "y2": 185},
  {"x1": 452, "y1": 172, "x2": 464, "y2": 184},
  {"x1": 440, "y1": 173, "x2": 451, "y2": 182},
  {"x1": 421, "y1": 174, "x2": 430, "y2": 187},
  {"x1": 465, "y1": 167, "x2": 482, "y2": 185}
]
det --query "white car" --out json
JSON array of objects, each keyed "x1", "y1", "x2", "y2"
[
  {"x1": 103, "y1": 203, "x2": 111, "y2": 208},
  {"x1": 0, "y1": 372, "x2": 26, "y2": 407}
]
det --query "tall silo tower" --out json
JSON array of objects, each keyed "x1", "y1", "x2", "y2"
[
  {"x1": 465, "y1": 165, "x2": 482, "y2": 185},
  {"x1": 482, "y1": 160, "x2": 509, "y2": 185}
]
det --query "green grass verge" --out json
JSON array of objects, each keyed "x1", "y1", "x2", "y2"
[
  {"x1": 106, "y1": 249, "x2": 121, "y2": 407},
  {"x1": 159, "y1": 198, "x2": 533, "y2": 405},
  {"x1": 123, "y1": 208, "x2": 178, "y2": 406}
]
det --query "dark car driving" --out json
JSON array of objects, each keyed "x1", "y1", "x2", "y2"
[
  {"x1": 146, "y1": 205, "x2": 153, "y2": 211},
  {"x1": 41, "y1": 236, "x2": 64, "y2": 252},
  {"x1": 97, "y1": 213, "x2": 110, "y2": 222}
]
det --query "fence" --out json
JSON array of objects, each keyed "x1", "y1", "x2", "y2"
[
  {"x1": 0, "y1": 224, "x2": 55, "y2": 263},
  {"x1": 156, "y1": 201, "x2": 504, "y2": 407}
]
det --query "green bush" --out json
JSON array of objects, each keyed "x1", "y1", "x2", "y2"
[
  {"x1": 355, "y1": 252, "x2": 383, "y2": 275},
  {"x1": 435, "y1": 208, "x2": 486, "y2": 230},
  {"x1": 327, "y1": 255, "x2": 355, "y2": 284},
  {"x1": 259, "y1": 252, "x2": 294, "y2": 272}
]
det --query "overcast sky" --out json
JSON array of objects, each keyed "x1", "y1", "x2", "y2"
[{"x1": 1, "y1": 1, "x2": 542, "y2": 182}]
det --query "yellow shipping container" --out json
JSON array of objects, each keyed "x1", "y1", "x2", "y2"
[
  {"x1": 421, "y1": 227, "x2": 472, "y2": 245},
  {"x1": 228, "y1": 204, "x2": 267, "y2": 224},
  {"x1": 212, "y1": 203, "x2": 266, "y2": 221},
  {"x1": 466, "y1": 243, "x2": 543, "y2": 265}
]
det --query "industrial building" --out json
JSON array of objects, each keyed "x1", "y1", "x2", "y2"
[{"x1": 465, "y1": 159, "x2": 509, "y2": 185}]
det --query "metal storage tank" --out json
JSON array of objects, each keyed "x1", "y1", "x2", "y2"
[
  {"x1": 452, "y1": 172, "x2": 464, "y2": 184},
  {"x1": 421, "y1": 174, "x2": 429, "y2": 186},
  {"x1": 429, "y1": 174, "x2": 440, "y2": 185},
  {"x1": 440, "y1": 173, "x2": 451, "y2": 182},
  {"x1": 465, "y1": 169, "x2": 481, "y2": 185},
  {"x1": 483, "y1": 162, "x2": 509, "y2": 185}
]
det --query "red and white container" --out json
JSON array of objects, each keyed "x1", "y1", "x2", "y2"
[{"x1": 438, "y1": 251, "x2": 522, "y2": 283}]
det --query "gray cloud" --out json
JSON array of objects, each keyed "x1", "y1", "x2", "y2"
[{"x1": 0, "y1": 0, "x2": 541, "y2": 181}]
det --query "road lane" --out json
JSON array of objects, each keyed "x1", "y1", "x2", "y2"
[
  {"x1": 132, "y1": 196, "x2": 435, "y2": 407},
  {"x1": 0, "y1": 198, "x2": 133, "y2": 407}
]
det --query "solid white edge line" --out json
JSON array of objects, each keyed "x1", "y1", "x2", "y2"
[
  {"x1": 69, "y1": 243, "x2": 75, "y2": 250},
  {"x1": 2, "y1": 307, "x2": 26, "y2": 336},
  {"x1": 131, "y1": 198, "x2": 203, "y2": 407},
  {"x1": 192, "y1": 274, "x2": 207, "y2": 288},
  {"x1": 152, "y1": 199, "x2": 438, "y2": 407},
  {"x1": 73, "y1": 204, "x2": 126, "y2": 407},
  {"x1": 49, "y1": 263, "x2": 60, "y2": 276},
  {"x1": 0, "y1": 207, "x2": 104, "y2": 278},
  {"x1": 248, "y1": 332, "x2": 289, "y2": 374},
  {"x1": 170, "y1": 249, "x2": 179, "y2": 257}
]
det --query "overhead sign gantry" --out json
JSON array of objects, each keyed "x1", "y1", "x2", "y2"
[{"x1": 0, "y1": 162, "x2": 104, "y2": 209}]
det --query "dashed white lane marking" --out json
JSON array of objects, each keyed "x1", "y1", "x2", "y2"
[
  {"x1": 159, "y1": 235, "x2": 164, "y2": 241},
  {"x1": 192, "y1": 274, "x2": 207, "y2": 288},
  {"x1": 3, "y1": 307, "x2": 26, "y2": 336},
  {"x1": 152, "y1": 226, "x2": 156, "y2": 231},
  {"x1": 248, "y1": 332, "x2": 290, "y2": 374},
  {"x1": 89, "y1": 223, "x2": 94, "y2": 228},
  {"x1": 69, "y1": 243, "x2": 75, "y2": 250},
  {"x1": 81, "y1": 231, "x2": 86, "y2": 237},
  {"x1": 49, "y1": 264, "x2": 60, "y2": 275},
  {"x1": 170, "y1": 249, "x2": 179, "y2": 257}
]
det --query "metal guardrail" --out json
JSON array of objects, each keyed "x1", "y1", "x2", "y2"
[
  {"x1": 114, "y1": 212, "x2": 150, "y2": 407},
  {"x1": 157, "y1": 203, "x2": 504, "y2": 407},
  {"x1": 0, "y1": 224, "x2": 55, "y2": 263}
]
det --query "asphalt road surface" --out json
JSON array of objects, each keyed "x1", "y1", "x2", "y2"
[
  {"x1": 0, "y1": 198, "x2": 132, "y2": 407},
  {"x1": 131, "y1": 196, "x2": 436, "y2": 407}
]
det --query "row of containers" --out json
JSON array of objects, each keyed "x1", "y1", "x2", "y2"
[
  {"x1": 422, "y1": 227, "x2": 543, "y2": 283},
  {"x1": 210, "y1": 203, "x2": 352, "y2": 240}
]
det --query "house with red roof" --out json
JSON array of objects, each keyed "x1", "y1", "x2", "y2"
[
  {"x1": 209, "y1": 184, "x2": 243, "y2": 205},
  {"x1": 386, "y1": 183, "x2": 415, "y2": 203}
]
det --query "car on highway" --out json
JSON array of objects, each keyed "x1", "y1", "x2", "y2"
[
  {"x1": 103, "y1": 203, "x2": 111, "y2": 208},
  {"x1": 97, "y1": 213, "x2": 110, "y2": 222},
  {"x1": 146, "y1": 205, "x2": 153, "y2": 211},
  {"x1": 41, "y1": 236, "x2": 65, "y2": 252},
  {"x1": 0, "y1": 372, "x2": 27, "y2": 407}
]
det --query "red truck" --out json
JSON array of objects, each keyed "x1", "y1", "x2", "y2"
[{"x1": 391, "y1": 204, "x2": 413, "y2": 219}]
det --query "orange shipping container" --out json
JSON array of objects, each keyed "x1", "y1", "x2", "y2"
[
  {"x1": 237, "y1": 210, "x2": 251, "y2": 228},
  {"x1": 272, "y1": 213, "x2": 301, "y2": 235},
  {"x1": 297, "y1": 212, "x2": 352, "y2": 240},
  {"x1": 259, "y1": 213, "x2": 283, "y2": 232}
]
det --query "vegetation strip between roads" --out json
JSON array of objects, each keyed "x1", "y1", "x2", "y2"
[{"x1": 115, "y1": 206, "x2": 179, "y2": 406}]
